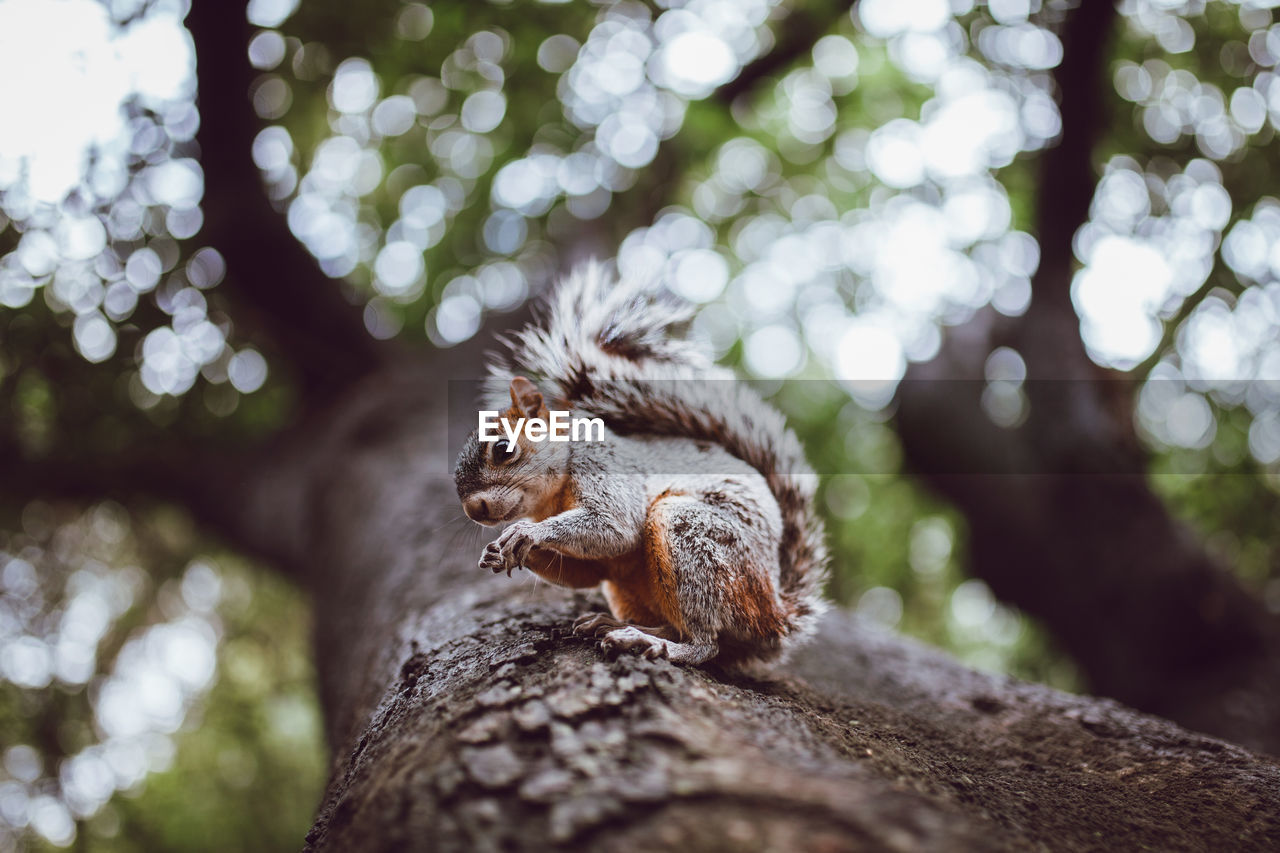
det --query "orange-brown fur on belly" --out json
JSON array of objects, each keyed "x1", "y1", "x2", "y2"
[
  {"x1": 599, "y1": 493, "x2": 688, "y2": 635},
  {"x1": 524, "y1": 486, "x2": 785, "y2": 644},
  {"x1": 520, "y1": 484, "x2": 680, "y2": 631},
  {"x1": 522, "y1": 550, "x2": 609, "y2": 589}
]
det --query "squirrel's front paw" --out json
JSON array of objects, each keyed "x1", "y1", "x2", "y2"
[
  {"x1": 479, "y1": 542, "x2": 506, "y2": 574},
  {"x1": 481, "y1": 521, "x2": 539, "y2": 576}
]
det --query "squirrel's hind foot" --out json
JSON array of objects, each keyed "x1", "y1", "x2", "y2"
[
  {"x1": 573, "y1": 613, "x2": 682, "y2": 640},
  {"x1": 572, "y1": 612, "x2": 627, "y2": 637},
  {"x1": 596, "y1": 625, "x2": 718, "y2": 665},
  {"x1": 571, "y1": 613, "x2": 716, "y2": 664},
  {"x1": 599, "y1": 626, "x2": 670, "y2": 660}
]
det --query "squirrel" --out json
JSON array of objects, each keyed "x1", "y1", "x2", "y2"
[{"x1": 453, "y1": 263, "x2": 828, "y2": 667}]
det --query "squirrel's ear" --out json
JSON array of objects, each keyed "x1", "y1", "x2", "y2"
[{"x1": 509, "y1": 376, "x2": 544, "y2": 418}]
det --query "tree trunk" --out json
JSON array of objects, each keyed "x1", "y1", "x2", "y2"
[
  {"x1": 211, "y1": 358, "x2": 1280, "y2": 852},
  {"x1": 892, "y1": 0, "x2": 1280, "y2": 756},
  {"x1": 895, "y1": 311, "x2": 1280, "y2": 757}
]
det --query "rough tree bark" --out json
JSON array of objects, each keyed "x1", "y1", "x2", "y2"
[
  {"x1": 206, "y1": 359, "x2": 1280, "y2": 852},
  {"x1": 895, "y1": 1, "x2": 1280, "y2": 754}
]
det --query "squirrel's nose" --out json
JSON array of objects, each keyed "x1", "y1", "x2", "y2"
[{"x1": 463, "y1": 496, "x2": 489, "y2": 522}]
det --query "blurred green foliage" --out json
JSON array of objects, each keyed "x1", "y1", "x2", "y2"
[
  {"x1": 1151, "y1": 402, "x2": 1280, "y2": 590},
  {"x1": 99, "y1": 566, "x2": 324, "y2": 853},
  {"x1": 0, "y1": 504, "x2": 323, "y2": 853}
]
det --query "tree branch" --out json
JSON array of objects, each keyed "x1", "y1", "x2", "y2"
[
  {"x1": 0, "y1": 438, "x2": 293, "y2": 573},
  {"x1": 1025, "y1": 0, "x2": 1119, "y2": 321},
  {"x1": 716, "y1": 1, "x2": 858, "y2": 105},
  {"x1": 186, "y1": 1, "x2": 387, "y2": 404}
]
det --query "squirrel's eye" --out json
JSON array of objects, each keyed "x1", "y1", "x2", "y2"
[{"x1": 491, "y1": 439, "x2": 519, "y2": 464}]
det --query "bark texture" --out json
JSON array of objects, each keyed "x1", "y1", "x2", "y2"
[{"x1": 222, "y1": 364, "x2": 1280, "y2": 852}]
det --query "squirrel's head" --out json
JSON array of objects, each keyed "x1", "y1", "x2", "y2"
[{"x1": 454, "y1": 376, "x2": 570, "y2": 526}]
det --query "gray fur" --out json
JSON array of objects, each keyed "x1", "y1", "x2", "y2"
[{"x1": 458, "y1": 262, "x2": 830, "y2": 663}]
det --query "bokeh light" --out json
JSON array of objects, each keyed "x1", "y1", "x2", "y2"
[{"x1": 0, "y1": 506, "x2": 219, "y2": 849}]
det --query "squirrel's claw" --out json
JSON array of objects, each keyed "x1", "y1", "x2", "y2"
[
  {"x1": 480, "y1": 529, "x2": 537, "y2": 576},
  {"x1": 573, "y1": 612, "x2": 626, "y2": 638},
  {"x1": 642, "y1": 642, "x2": 669, "y2": 661},
  {"x1": 479, "y1": 542, "x2": 505, "y2": 573},
  {"x1": 599, "y1": 626, "x2": 670, "y2": 661},
  {"x1": 485, "y1": 521, "x2": 538, "y2": 576}
]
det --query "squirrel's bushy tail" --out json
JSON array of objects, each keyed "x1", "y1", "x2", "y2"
[{"x1": 487, "y1": 262, "x2": 829, "y2": 641}]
